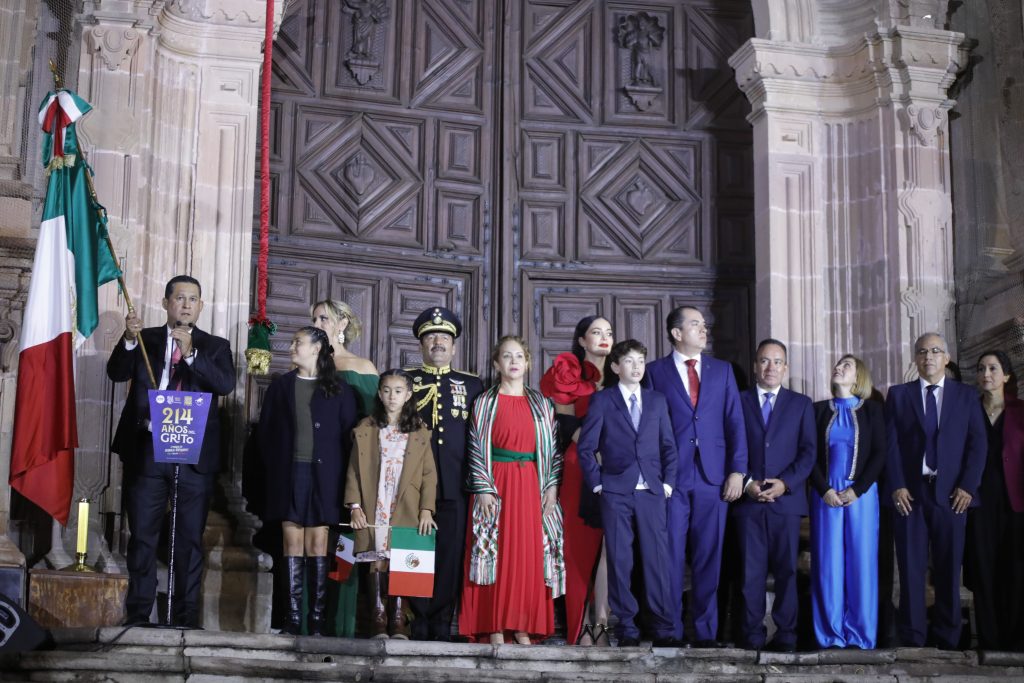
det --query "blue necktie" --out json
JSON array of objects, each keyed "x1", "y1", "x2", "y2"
[
  {"x1": 761, "y1": 392, "x2": 774, "y2": 427},
  {"x1": 629, "y1": 394, "x2": 641, "y2": 431},
  {"x1": 925, "y1": 384, "x2": 939, "y2": 471}
]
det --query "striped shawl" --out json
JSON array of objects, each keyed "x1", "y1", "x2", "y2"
[{"x1": 465, "y1": 385, "x2": 565, "y2": 598}]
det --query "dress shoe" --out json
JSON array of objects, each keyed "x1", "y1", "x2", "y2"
[
  {"x1": 764, "y1": 639, "x2": 796, "y2": 653},
  {"x1": 694, "y1": 639, "x2": 724, "y2": 648},
  {"x1": 618, "y1": 636, "x2": 641, "y2": 647},
  {"x1": 739, "y1": 640, "x2": 763, "y2": 651},
  {"x1": 652, "y1": 637, "x2": 689, "y2": 648}
]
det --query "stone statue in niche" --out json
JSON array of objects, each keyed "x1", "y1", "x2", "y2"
[
  {"x1": 343, "y1": 0, "x2": 390, "y2": 85},
  {"x1": 615, "y1": 12, "x2": 665, "y2": 112}
]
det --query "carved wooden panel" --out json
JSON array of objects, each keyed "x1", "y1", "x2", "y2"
[
  {"x1": 257, "y1": 0, "x2": 755, "y2": 406},
  {"x1": 261, "y1": 0, "x2": 495, "y2": 393},
  {"x1": 505, "y1": 1, "x2": 755, "y2": 377}
]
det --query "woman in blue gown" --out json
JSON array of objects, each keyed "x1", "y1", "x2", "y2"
[{"x1": 809, "y1": 355, "x2": 887, "y2": 649}]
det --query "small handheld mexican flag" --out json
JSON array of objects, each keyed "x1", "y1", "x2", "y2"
[
  {"x1": 389, "y1": 527, "x2": 435, "y2": 597},
  {"x1": 328, "y1": 532, "x2": 355, "y2": 583}
]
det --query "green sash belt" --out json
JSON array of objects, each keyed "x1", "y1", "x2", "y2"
[{"x1": 491, "y1": 447, "x2": 534, "y2": 463}]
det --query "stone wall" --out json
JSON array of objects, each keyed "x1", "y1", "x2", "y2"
[
  {"x1": 732, "y1": 0, "x2": 966, "y2": 395},
  {"x1": 949, "y1": 0, "x2": 1024, "y2": 388}
]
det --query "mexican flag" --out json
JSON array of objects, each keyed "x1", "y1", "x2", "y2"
[
  {"x1": 388, "y1": 527, "x2": 435, "y2": 598},
  {"x1": 328, "y1": 532, "x2": 356, "y2": 582},
  {"x1": 8, "y1": 89, "x2": 120, "y2": 525}
]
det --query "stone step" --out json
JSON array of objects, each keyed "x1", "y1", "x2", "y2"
[{"x1": 0, "y1": 628, "x2": 1022, "y2": 682}]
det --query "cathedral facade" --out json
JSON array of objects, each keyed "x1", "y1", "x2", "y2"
[{"x1": 0, "y1": 0, "x2": 1019, "y2": 630}]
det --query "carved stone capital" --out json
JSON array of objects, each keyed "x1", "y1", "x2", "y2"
[
  {"x1": 86, "y1": 26, "x2": 142, "y2": 71},
  {"x1": 897, "y1": 103, "x2": 948, "y2": 145},
  {"x1": 157, "y1": 0, "x2": 286, "y2": 60}
]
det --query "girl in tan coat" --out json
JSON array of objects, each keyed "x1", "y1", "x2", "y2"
[{"x1": 346, "y1": 369, "x2": 437, "y2": 639}]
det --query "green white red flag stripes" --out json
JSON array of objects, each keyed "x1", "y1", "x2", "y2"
[
  {"x1": 388, "y1": 527, "x2": 436, "y2": 598},
  {"x1": 328, "y1": 532, "x2": 356, "y2": 583},
  {"x1": 9, "y1": 89, "x2": 120, "y2": 525}
]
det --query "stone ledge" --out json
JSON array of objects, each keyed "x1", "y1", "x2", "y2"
[
  {"x1": 371, "y1": 666, "x2": 543, "y2": 682},
  {"x1": 977, "y1": 651, "x2": 1024, "y2": 667},
  {"x1": 188, "y1": 654, "x2": 372, "y2": 680},
  {"x1": 3, "y1": 650, "x2": 185, "y2": 672}
]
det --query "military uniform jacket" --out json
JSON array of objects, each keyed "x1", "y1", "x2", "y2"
[{"x1": 405, "y1": 365, "x2": 484, "y2": 501}]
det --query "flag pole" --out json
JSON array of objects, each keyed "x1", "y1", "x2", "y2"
[{"x1": 48, "y1": 61, "x2": 156, "y2": 388}]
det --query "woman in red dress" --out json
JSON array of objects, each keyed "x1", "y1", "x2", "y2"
[
  {"x1": 459, "y1": 336, "x2": 564, "y2": 644},
  {"x1": 540, "y1": 316, "x2": 613, "y2": 645}
]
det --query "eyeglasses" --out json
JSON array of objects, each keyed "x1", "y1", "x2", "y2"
[{"x1": 915, "y1": 347, "x2": 946, "y2": 356}]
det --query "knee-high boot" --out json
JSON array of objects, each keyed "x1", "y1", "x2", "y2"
[
  {"x1": 283, "y1": 556, "x2": 305, "y2": 635},
  {"x1": 307, "y1": 556, "x2": 329, "y2": 636}
]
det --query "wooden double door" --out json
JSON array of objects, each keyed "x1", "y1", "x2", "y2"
[{"x1": 260, "y1": 0, "x2": 755, "y2": 388}]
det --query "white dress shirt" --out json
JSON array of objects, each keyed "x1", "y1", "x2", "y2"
[{"x1": 619, "y1": 384, "x2": 648, "y2": 490}]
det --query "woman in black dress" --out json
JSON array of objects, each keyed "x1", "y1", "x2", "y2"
[
  {"x1": 965, "y1": 350, "x2": 1024, "y2": 650},
  {"x1": 258, "y1": 326, "x2": 358, "y2": 635}
]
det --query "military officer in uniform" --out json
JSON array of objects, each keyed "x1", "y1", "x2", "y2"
[{"x1": 406, "y1": 307, "x2": 484, "y2": 641}]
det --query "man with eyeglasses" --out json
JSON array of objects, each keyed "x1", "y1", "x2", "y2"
[
  {"x1": 644, "y1": 305, "x2": 748, "y2": 647},
  {"x1": 883, "y1": 332, "x2": 986, "y2": 649}
]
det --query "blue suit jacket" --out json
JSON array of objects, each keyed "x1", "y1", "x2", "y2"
[
  {"x1": 577, "y1": 386, "x2": 679, "y2": 496},
  {"x1": 644, "y1": 353, "x2": 747, "y2": 490},
  {"x1": 883, "y1": 379, "x2": 987, "y2": 506},
  {"x1": 734, "y1": 387, "x2": 816, "y2": 517}
]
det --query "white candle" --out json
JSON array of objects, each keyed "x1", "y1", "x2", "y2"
[{"x1": 76, "y1": 499, "x2": 89, "y2": 555}]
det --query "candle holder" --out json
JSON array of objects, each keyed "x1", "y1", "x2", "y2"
[
  {"x1": 63, "y1": 552, "x2": 96, "y2": 573},
  {"x1": 62, "y1": 498, "x2": 97, "y2": 572}
]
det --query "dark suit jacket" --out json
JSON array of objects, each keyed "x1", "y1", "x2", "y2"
[
  {"x1": 644, "y1": 353, "x2": 747, "y2": 490},
  {"x1": 883, "y1": 379, "x2": 987, "y2": 506},
  {"x1": 107, "y1": 325, "x2": 235, "y2": 474},
  {"x1": 733, "y1": 387, "x2": 815, "y2": 517},
  {"x1": 257, "y1": 369, "x2": 358, "y2": 523},
  {"x1": 1002, "y1": 397, "x2": 1024, "y2": 513},
  {"x1": 576, "y1": 386, "x2": 679, "y2": 496},
  {"x1": 810, "y1": 398, "x2": 886, "y2": 497}
]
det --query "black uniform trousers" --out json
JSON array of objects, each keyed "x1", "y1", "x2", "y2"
[{"x1": 410, "y1": 496, "x2": 467, "y2": 639}]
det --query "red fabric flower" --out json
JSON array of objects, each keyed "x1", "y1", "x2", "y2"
[{"x1": 540, "y1": 352, "x2": 600, "y2": 404}]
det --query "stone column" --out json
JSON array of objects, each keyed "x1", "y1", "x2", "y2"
[
  {"x1": 730, "y1": 5, "x2": 967, "y2": 395},
  {"x1": 0, "y1": 0, "x2": 40, "y2": 602},
  {"x1": 66, "y1": 0, "x2": 282, "y2": 630}
]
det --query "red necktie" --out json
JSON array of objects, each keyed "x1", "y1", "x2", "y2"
[
  {"x1": 685, "y1": 358, "x2": 699, "y2": 407},
  {"x1": 169, "y1": 342, "x2": 183, "y2": 390}
]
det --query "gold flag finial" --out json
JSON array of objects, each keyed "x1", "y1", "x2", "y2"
[{"x1": 48, "y1": 59, "x2": 62, "y2": 89}]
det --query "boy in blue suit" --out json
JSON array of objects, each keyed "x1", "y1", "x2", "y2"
[{"x1": 577, "y1": 340, "x2": 681, "y2": 647}]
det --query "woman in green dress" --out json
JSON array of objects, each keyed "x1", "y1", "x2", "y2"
[{"x1": 312, "y1": 298, "x2": 380, "y2": 637}]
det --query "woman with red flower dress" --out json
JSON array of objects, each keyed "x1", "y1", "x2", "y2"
[{"x1": 540, "y1": 315, "x2": 613, "y2": 645}]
